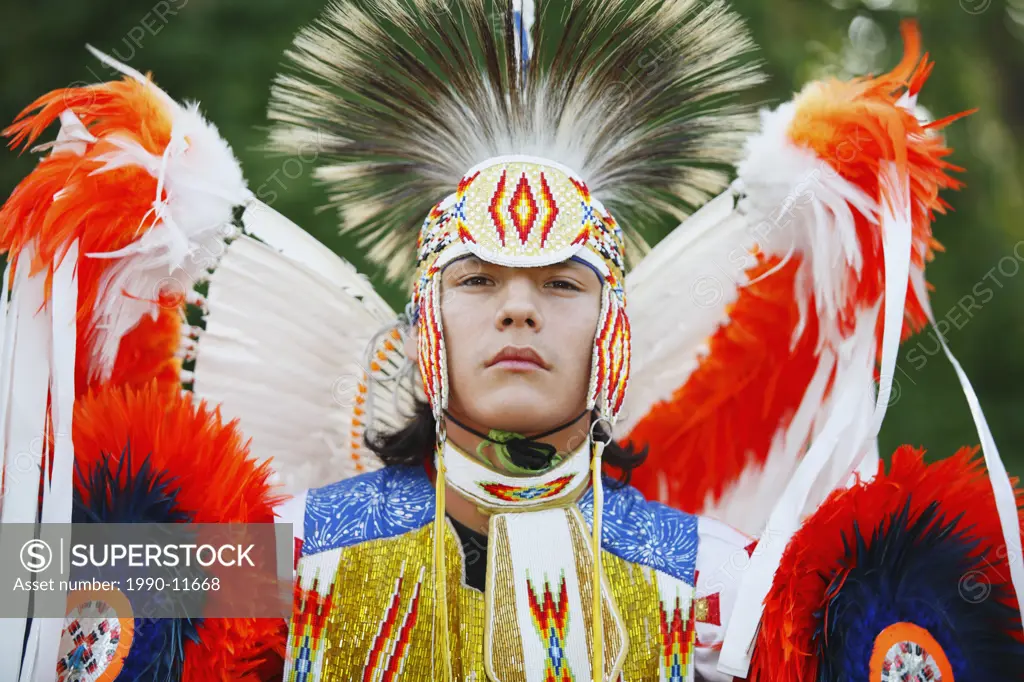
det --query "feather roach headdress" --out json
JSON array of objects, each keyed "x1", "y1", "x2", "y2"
[{"x1": 266, "y1": 0, "x2": 764, "y2": 280}]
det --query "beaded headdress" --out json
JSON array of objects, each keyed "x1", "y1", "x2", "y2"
[{"x1": 412, "y1": 155, "x2": 630, "y2": 425}]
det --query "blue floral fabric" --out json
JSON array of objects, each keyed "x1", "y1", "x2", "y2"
[
  {"x1": 302, "y1": 465, "x2": 434, "y2": 555},
  {"x1": 577, "y1": 479, "x2": 699, "y2": 585},
  {"x1": 301, "y1": 466, "x2": 699, "y2": 584}
]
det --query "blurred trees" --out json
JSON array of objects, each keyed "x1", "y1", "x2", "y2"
[{"x1": 1, "y1": 0, "x2": 1022, "y2": 472}]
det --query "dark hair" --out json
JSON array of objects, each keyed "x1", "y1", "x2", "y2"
[{"x1": 365, "y1": 401, "x2": 648, "y2": 489}]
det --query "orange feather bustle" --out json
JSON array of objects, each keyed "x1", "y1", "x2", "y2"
[
  {"x1": 625, "y1": 21, "x2": 968, "y2": 515},
  {"x1": 73, "y1": 379, "x2": 283, "y2": 524},
  {"x1": 73, "y1": 381, "x2": 288, "y2": 680},
  {"x1": 0, "y1": 76, "x2": 184, "y2": 389},
  {"x1": 626, "y1": 254, "x2": 819, "y2": 513},
  {"x1": 4, "y1": 69, "x2": 282, "y2": 681},
  {"x1": 749, "y1": 445, "x2": 1024, "y2": 681}
]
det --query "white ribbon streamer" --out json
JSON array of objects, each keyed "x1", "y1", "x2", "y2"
[
  {"x1": 908, "y1": 264, "x2": 1024, "y2": 636},
  {"x1": 0, "y1": 249, "x2": 52, "y2": 682},
  {"x1": 29, "y1": 241, "x2": 79, "y2": 682}
]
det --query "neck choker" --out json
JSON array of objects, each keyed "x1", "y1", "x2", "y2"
[
  {"x1": 440, "y1": 437, "x2": 591, "y2": 512},
  {"x1": 442, "y1": 409, "x2": 589, "y2": 474}
]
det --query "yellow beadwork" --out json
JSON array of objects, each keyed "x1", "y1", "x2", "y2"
[
  {"x1": 483, "y1": 513, "x2": 528, "y2": 682},
  {"x1": 567, "y1": 506, "x2": 627, "y2": 680},
  {"x1": 313, "y1": 527, "x2": 435, "y2": 679},
  {"x1": 301, "y1": 519, "x2": 683, "y2": 680},
  {"x1": 602, "y1": 556, "x2": 664, "y2": 680},
  {"x1": 694, "y1": 597, "x2": 711, "y2": 625},
  {"x1": 434, "y1": 445, "x2": 454, "y2": 682},
  {"x1": 453, "y1": 162, "x2": 588, "y2": 261},
  {"x1": 415, "y1": 159, "x2": 626, "y2": 286}
]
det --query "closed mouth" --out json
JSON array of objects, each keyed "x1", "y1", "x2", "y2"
[{"x1": 487, "y1": 346, "x2": 548, "y2": 370}]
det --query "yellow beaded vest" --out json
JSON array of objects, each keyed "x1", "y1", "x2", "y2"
[{"x1": 286, "y1": 463, "x2": 703, "y2": 681}]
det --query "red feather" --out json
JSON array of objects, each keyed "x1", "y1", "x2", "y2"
[{"x1": 627, "y1": 254, "x2": 820, "y2": 513}]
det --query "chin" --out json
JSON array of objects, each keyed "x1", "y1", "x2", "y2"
[{"x1": 471, "y1": 386, "x2": 572, "y2": 434}]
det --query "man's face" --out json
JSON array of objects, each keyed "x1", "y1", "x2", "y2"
[{"x1": 434, "y1": 255, "x2": 602, "y2": 434}]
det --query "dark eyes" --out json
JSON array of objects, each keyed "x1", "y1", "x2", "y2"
[
  {"x1": 456, "y1": 276, "x2": 582, "y2": 291},
  {"x1": 458, "y1": 275, "x2": 492, "y2": 287},
  {"x1": 546, "y1": 279, "x2": 583, "y2": 292}
]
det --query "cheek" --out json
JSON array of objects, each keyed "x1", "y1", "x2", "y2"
[
  {"x1": 552, "y1": 303, "x2": 602, "y2": 375},
  {"x1": 439, "y1": 297, "x2": 487, "y2": 394},
  {"x1": 441, "y1": 291, "x2": 488, "y2": 336}
]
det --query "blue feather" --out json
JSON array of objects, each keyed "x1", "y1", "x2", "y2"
[
  {"x1": 815, "y1": 499, "x2": 1024, "y2": 681},
  {"x1": 72, "y1": 441, "x2": 191, "y2": 525},
  {"x1": 118, "y1": 616, "x2": 202, "y2": 682},
  {"x1": 72, "y1": 443, "x2": 205, "y2": 682}
]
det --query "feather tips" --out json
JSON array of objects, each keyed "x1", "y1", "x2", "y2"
[
  {"x1": 72, "y1": 381, "x2": 283, "y2": 525},
  {"x1": 267, "y1": 0, "x2": 764, "y2": 279}
]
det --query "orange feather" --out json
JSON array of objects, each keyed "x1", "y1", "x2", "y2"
[
  {"x1": 1, "y1": 76, "x2": 182, "y2": 390},
  {"x1": 786, "y1": 19, "x2": 970, "y2": 347},
  {"x1": 626, "y1": 255, "x2": 820, "y2": 512}
]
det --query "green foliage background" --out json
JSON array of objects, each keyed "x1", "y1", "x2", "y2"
[{"x1": 1, "y1": 0, "x2": 1022, "y2": 474}]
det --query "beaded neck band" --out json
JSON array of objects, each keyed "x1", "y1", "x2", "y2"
[{"x1": 441, "y1": 437, "x2": 593, "y2": 513}]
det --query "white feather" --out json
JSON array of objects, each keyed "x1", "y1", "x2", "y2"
[
  {"x1": 617, "y1": 190, "x2": 745, "y2": 437},
  {"x1": 70, "y1": 48, "x2": 250, "y2": 380},
  {"x1": 30, "y1": 110, "x2": 97, "y2": 157},
  {"x1": 191, "y1": 202, "x2": 419, "y2": 494},
  {"x1": 85, "y1": 44, "x2": 175, "y2": 110},
  {"x1": 736, "y1": 102, "x2": 875, "y2": 351}
]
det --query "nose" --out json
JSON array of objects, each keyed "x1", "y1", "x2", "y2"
[{"x1": 495, "y1": 277, "x2": 542, "y2": 330}]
